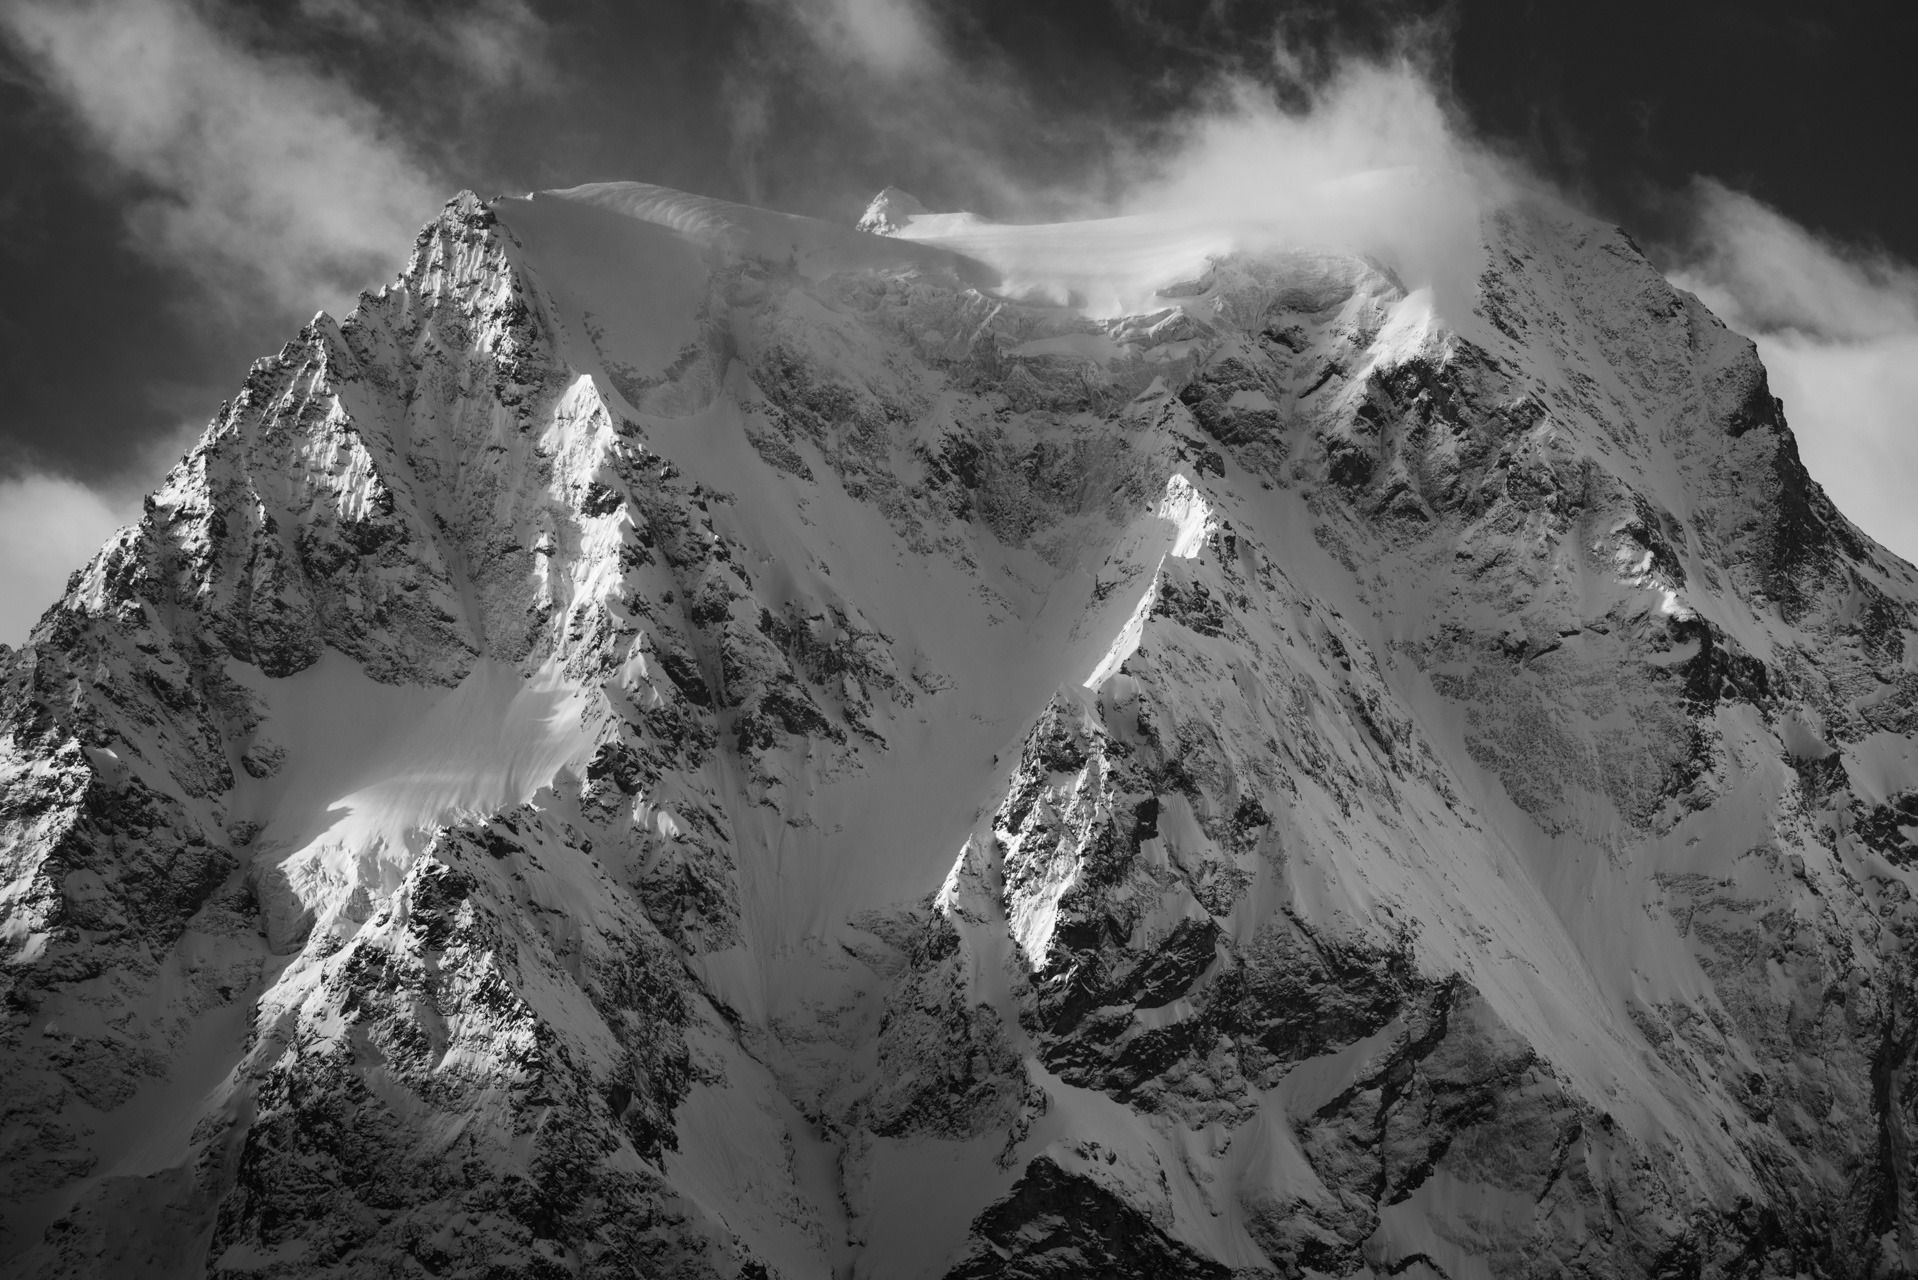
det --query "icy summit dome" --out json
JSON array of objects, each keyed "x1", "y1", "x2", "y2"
[{"x1": 855, "y1": 185, "x2": 930, "y2": 234}]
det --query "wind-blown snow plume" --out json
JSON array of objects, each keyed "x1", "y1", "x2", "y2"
[
  {"x1": 1124, "y1": 62, "x2": 1472, "y2": 203},
  {"x1": 1111, "y1": 59, "x2": 1514, "y2": 310},
  {"x1": 742, "y1": 2, "x2": 1514, "y2": 305}
]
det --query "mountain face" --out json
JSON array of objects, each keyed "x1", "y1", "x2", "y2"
[{"x1": 3, "y1": 173, "x2": 1917, "y2": 1280}]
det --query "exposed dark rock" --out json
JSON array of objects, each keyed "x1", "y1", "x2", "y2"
[{"x1": 943, "y1": 1157, "x2": 1232, "y2": 1280}]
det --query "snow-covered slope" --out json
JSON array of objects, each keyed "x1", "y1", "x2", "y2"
[{"x1": 4, "y1": 176, "x2": 1918, "y2": 1279}]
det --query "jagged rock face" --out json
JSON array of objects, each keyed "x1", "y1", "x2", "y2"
[{"x1": 3, "y1": 178, "x2": 1918, "y2": 1280}]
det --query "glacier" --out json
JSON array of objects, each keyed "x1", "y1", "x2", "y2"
[{"x1": 2, "y1": 173, "x2": 1917, "y2": 1278}]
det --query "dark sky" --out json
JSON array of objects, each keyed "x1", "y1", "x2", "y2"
[{"x1": 2, "y1": 0, "x2": 1913, "y2": 491}]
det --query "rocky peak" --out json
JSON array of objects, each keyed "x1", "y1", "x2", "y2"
[{"x1": 856, "y1": 184, "x2": 930, "y2": 234}]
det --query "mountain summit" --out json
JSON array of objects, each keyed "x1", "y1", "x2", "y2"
[
  {"x1": 3, "y1": 178, "x2": 1916, "y2": 1279},
  {"x1": 856, "y1": 185, "x2": 930, "y2": 235}
]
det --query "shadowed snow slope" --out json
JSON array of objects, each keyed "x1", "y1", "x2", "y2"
[{"x1": 4, "y1": 178, "x2": 1918, "y2": 1279}]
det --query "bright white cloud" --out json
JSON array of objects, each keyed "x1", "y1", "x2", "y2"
[
  {"x1": 1116, "y1": 61, "x2": 1507, "y2": 312},
  {"x1": 1675, "y1": 178, "x2": 1918, "y2": 340},
  {"x1": 1, "y1": 0, "x2": 444, "y2": 318},
  {"x1": 1126, "y1": 62, "x2": 1475, "y2": 208},
  {"x1": 1671, "y1": 179, "x2": 1918, "y2": 567},
  {"x1": 0, "y1": 474, "x2": 133, "y2": 646}
]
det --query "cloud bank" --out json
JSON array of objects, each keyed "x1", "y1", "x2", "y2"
[{"x1": 1671, "y1": 179, "x2": 1918, "y2": 566}]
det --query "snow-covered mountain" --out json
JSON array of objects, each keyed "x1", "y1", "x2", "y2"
[{"x1": 4, "y1": 172, "x2": 1917, "y2": 1279}]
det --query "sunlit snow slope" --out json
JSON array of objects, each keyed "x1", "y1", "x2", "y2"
[{"x1": 4, "y1": 175, "x2": 1918, "y2": 1280}]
